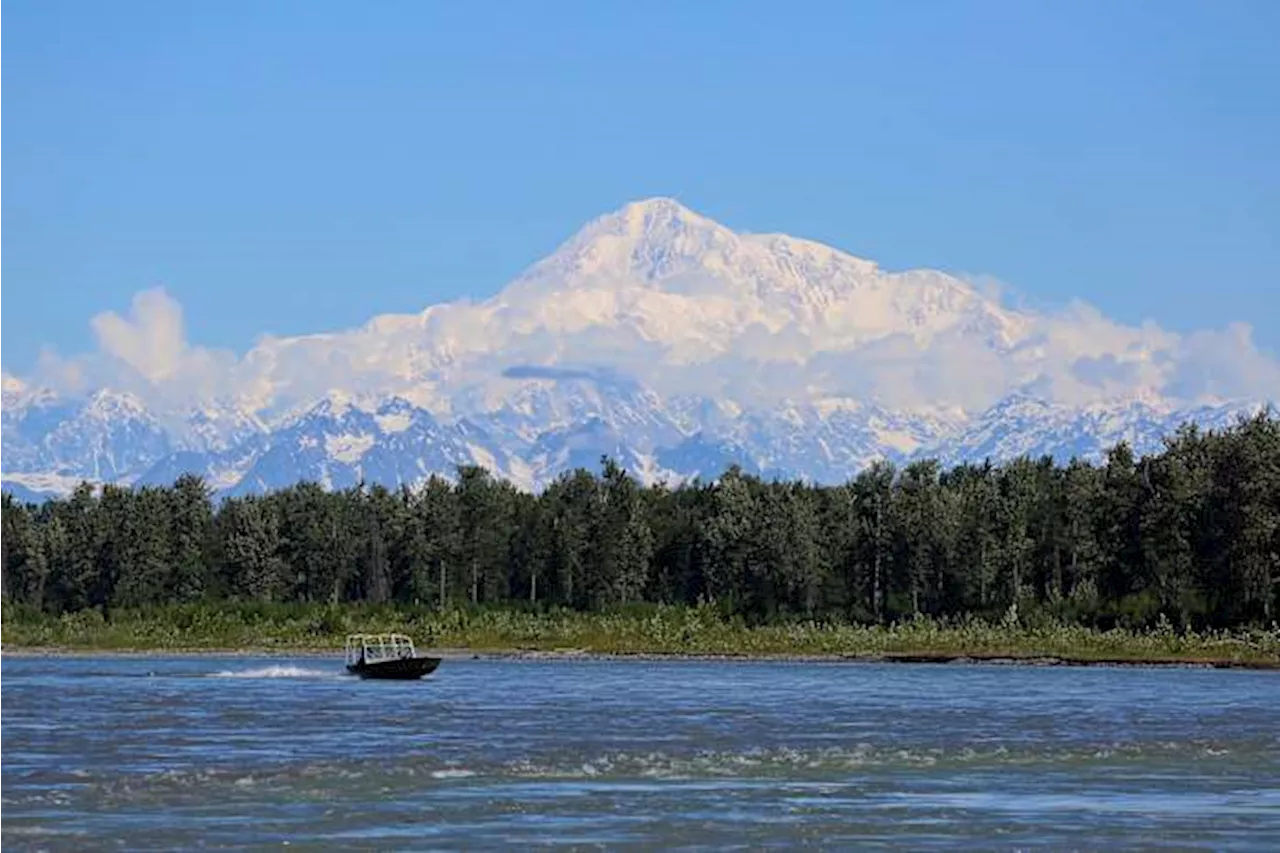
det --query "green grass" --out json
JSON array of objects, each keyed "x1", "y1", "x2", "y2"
[{"x1": 4, "y1": 601, "x2": 1278, "y2": 666}]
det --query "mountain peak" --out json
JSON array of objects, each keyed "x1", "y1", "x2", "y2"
[
  {"x1": 581, "y1": 197, "x2": 729, "y2": 249},
  {"x1": 536, "y1": 197, "x2": 733, "y2": 280},
  {"x1": 488, "y1": 195, "x2": 1027, "y2": 359},
  {"x1": 612, "y1": 197, "x2": 713, "y2": 234},
  {"x1": 83, "y1": 388, "x2": 150, "y2": 420}
]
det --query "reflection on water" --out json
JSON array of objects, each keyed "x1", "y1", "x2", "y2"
[{"x1": 3, "y1": 656, "x2": 1279, "y2": 849}]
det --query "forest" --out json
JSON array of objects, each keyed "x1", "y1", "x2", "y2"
[{"x1": 3, "y1": 411, "x2": 1278, "y2": 633}]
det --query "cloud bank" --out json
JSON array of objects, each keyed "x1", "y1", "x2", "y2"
[{"x1": 19, "y1": 281, "x2": 1278, "y2": 424}]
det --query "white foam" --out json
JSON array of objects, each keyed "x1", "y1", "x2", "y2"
[
  {"x1": 210, "y1": 665, "x2": 337, "y2": 679},
  {"x1": 429, "y1": 768, "x2": 477, "y2": 779}
]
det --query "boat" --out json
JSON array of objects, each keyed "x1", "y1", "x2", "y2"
[{"x1": 344, "y1": 633, "x2": 441, "y2": 680}]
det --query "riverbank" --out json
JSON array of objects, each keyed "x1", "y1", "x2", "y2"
[
  {"x1": 4, "y1": 644, "x2": 1278, "y2": 669},
  {"x1": 4, "y1": 603, "x2": 1278, "y2": 669}
]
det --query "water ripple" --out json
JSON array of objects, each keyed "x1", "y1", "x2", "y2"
[{"x1": 3, "y1": 656, "x2": 1279, "y2": 849}]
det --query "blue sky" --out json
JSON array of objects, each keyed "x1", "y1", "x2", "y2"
[{"x1": 5, "y1": 0, "x2": 1279, "y2": 373}]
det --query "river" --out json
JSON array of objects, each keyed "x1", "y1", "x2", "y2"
[{"x1": 3, "y1": 655, "x2": 1278, "y2": 849}]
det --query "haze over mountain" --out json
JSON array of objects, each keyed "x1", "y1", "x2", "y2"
[{"x1": 3, "y1": 198, "x2": 1276, "y2": 500}]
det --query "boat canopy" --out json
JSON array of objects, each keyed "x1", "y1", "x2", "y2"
[{"x1": 345, "y1": 633, "x2": 417, "y2": 666}]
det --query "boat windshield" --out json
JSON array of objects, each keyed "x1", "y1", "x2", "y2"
[{"x1": 345, "y1": 633, "x2": 416, "y2": 665}]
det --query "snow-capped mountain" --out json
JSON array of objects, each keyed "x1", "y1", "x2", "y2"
[
  {"x1": 3, "y1": 387, "x2": 171, "y2": 487},
  {"x1": 3, "y1": 198, "x2": 1275, "y2": 500},
  {"x1": 927, "y1": 392, "x2": 1267, "y2": 468}
]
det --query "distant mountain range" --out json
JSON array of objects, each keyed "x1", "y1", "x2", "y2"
[{"x1": 3, "y1": 198, "x2": 1273, "y2": 501}]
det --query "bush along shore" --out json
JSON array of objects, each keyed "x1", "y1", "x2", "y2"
[{"x1": 3, "y1": 603, "x2": 1278, "y2": 668}]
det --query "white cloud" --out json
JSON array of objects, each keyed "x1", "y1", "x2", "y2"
[
  {"x1": 89, "y1": 288, "x2": 190, "y2": 382},
  {"x1": 19, "y1": 281, "x2": 1280, "y2": 423},
  {"x1": 1166, "y1": 323, "x2": 1280, "y2": 401},
  {"x1": 30, "y1": 288, "x2": 246, "y2": 411},
  {"x1": 33, "y1": 345, "x2": 91, "y2": 395}
]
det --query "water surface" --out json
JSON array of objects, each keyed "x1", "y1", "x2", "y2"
[{"x1": 3, "y1": 655, "x2": 1279, "y2": 849}]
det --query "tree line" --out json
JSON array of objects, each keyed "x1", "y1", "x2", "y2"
[{"x1": 3, "y1": 412, "x2": 1278, "y2": 630}]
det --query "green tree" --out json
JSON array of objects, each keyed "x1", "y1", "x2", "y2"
[
  {"x1": 217, "y1": 497, "x2": 286, "y2": 601},
  {"x1": 0, "y1": 489, "x2": 21, "y2": 601},
  {"x1": 703, "y1": 466, "x2": 760, "y2": 611},
  {"x1": 167, "y1": 474, "x2": 212, "y2": 603}
]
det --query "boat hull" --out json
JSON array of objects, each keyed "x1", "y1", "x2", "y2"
[{"x1": 346, "y1": 656, "x2": 441, "y2": 680}]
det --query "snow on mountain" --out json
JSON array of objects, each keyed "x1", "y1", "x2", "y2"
[
  {"x1": 471, "y1": 198, "x2": 1035, "y2": 407},
  {"x1": 714, "y1": 402, "x2": 965, "y2": 483},
  {"x1": 655, "y1": 432, "x2": 778, "y2": 482},
  {"x1": 174, "y1": 402, "x2": 267, "y2": 454},
  {"x1": 3, "y1": 198, "x2": 1276, "y2": 500},
  {"x1": 3, "y1": 389, "x2": 171, "y2": 486},
  {"x1": 504, "y1": 199, "x2": 1028, "y2": 351},
  {"x1": 525, "y1": 416, "x2": 667, "y2": 487},
  {"x1": 213, "y1": 396, "x2": 516, "y2": 497},
  {"x1": 65, "y1": 394, "x2": 167, "y2": 481},
  {"x1": 2, "y1": 479, "x2": 65, "y2": 505},
  {"x1": 929, "y1": 392, "x2": 1267, "y2": 467},
  {"x1": 136, "y1": 437, "x2": 273, "y2": 494}
]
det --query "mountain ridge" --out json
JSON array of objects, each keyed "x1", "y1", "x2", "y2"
[{"x1": 3, "y1": 198, "x2": 1276, "y2": 499}]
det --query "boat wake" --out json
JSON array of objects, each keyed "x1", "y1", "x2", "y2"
[{"x1": 209, "y1": 665, "x2": 339, "y2": 679}]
